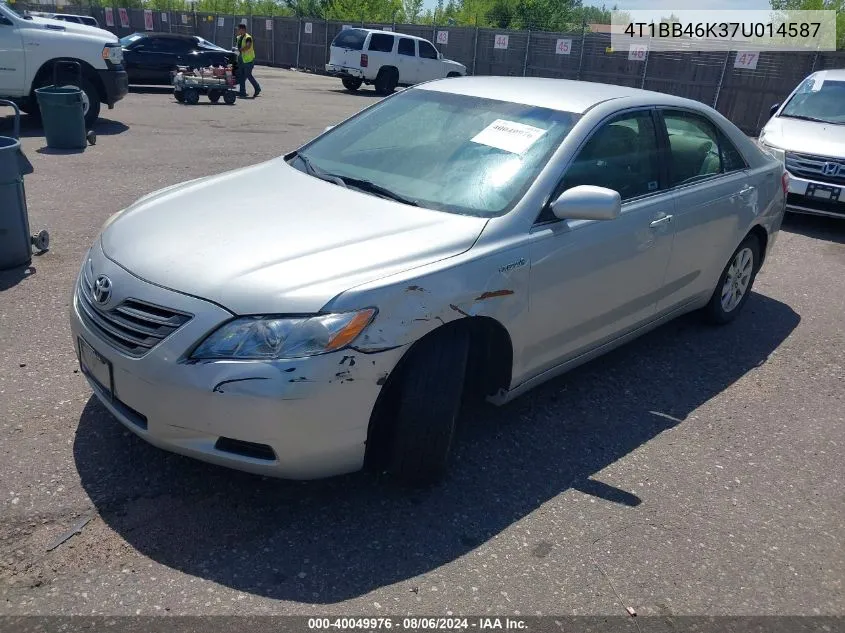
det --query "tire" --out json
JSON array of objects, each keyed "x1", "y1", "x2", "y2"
[
  {"x1": 702, "y1": 234, "x2": 762, "y2": 325},
  {"x1": 183, "y1": 88, "x2": 200, "y2": 105},
  {"x1": 29, "y1": 75, "x2": 100, "y2": 127},
  {"x1": 342, "y1": 77, "x2": 362, "y2": 92},
  {"x1": 374, "y1": 68, "x2": 397, "y2": 95},
  {"x1": 385, "y1": 327, "x2": 470, "y2": 487},
  {"x1": 223, "y1": 91, "x2": 237, "y2": 105},
  {"x1": 174, "y1": 91, "x2": 185, "y2": 103},
  {"x1": 208, "y1": 90, "x2": 221, "y2": 103}
]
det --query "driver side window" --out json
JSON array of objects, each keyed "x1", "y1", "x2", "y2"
[{"x1": 543, "y1": 111, "x2": 661, "y2": 223}]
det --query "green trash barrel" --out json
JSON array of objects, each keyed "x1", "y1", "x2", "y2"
[{"x1": 35, "y1": 61, "x2": 87, "y2": 150}]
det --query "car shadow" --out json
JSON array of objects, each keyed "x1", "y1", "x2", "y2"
[
  {"x1": 327, "y1": 88, "x2": 384, "y2": 98},
  {"x1": 129, "y1": 86, "x2": 173, "y2": 94},
  {"x1": 0, "y1": 264, "x2": 36, "y2": 292},
  {"x1": 0, "y1": 116, "x2": 129, "y2": 138},
  {"x1": 73, "y1": 293, "x2": 799, "y2": 603},
  {"x1": 782, "y1": 212, "x2": 845, "y2": 244}
]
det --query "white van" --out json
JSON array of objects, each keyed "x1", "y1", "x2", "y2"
[
  {"x1": 326, "y1": 28, "x2": 466, "y2": 95},
  {"x1": 0, "y1": 1, "x2": 127, "y2": 127}
]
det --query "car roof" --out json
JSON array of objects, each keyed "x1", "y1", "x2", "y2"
[
  {"x1": 348, "y1": 27, "x2": 428, "y2": 42},
  {"x1": 417, "y1": 76, "x2": 708, "y2": 114},
  {"x1": 810, "y1": 68, "x2": 845, "y2": 81},
  {"x1": 132, "y1": 32, "x2": 198, "y2": 39}
]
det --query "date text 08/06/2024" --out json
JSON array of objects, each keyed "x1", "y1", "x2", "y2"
[
  {"x1": 307, "y1": 617, "x2": 528, "y2": 630},
  {"x1": 623, "y1": 21, "x2": 822, "y2": 39}
]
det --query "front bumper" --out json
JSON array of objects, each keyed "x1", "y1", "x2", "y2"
[
  {"x1": 786, "y1": 174, "x2": 845, "y2": 220},
  {"x1": 97, "y1": 69, "x2": 129, "y2": 107},
  {"x1": 325, "y1": 64, "x2": 365, "y2": 80},
  {"x1": 69, "y1": 240, "x2": 405, "y2": 480}
]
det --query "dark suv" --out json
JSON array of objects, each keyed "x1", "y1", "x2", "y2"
[{"x1": 120, "y1": 32, "x2": 236, "y2": 85}]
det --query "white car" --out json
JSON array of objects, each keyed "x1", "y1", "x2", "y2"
[
  {"x1": 326, "y1": 27, "x2": 466, "y2": 95},
  {"x1": 0, "y1": 1, "x2": 127, "y2": 126},
  {"x1": 759, "y1": 69, "x2": 845, "y2": 220}
]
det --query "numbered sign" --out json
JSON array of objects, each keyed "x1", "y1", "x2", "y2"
[
  {"x1": 343, "y1": 24, "x2": 352, "y2": 31},
  {"x1": 555, "y1": 38, "x2": 572, "y2": 55},
  {"x1": 734, "y1": 51, "x2": 760, "y2": 70},
  {"x1": 217, "y1": 16, "x2": 224, "y2": 26},
  {"x1": 304, "y1": 22, "x2": 312, "y2": 34},
  {"x1": 266, "y1": 19, "x2": 273, "y2": 31},
  {"x1": 104, "y1": 7, "x2": 114, "y2": 27},
  {"x1": 118, "y1": 8, "x2": 129, "y2": 28},
  {"x1": 143, "y1": 9, "x2": 153, "y2": 31},
  {"x1": 161, "y1": 12, "x2": 168, "y2": 23},
  {"x1": 494, "y1": 34, "x2": 509, "y2": 50},
  {"x1": 628, "y1": 43, "x2": 647, "y2": 61},
  {"x1": 437, "y1": 30, "x2": 449, "y2": 45},
  {"x1": 181, "y1": 14, "x2": 188, "y2": 24},
  {"x1": 383, "y1": 26, "x2": 392, "y2": 31}
]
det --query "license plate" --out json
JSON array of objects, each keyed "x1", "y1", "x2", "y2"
[
  {"x1": 813, "y1": 188, "x2": 833, "y2": 199},
  {"x1": 809, "y1": 183, "x2": 840, "y2": 200},
  {"x1": 78, "y1": 337, "x2": 113, "y2": 400}
]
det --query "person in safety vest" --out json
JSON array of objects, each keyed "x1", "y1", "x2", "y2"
[{"x1": 236, "y1": 22, "x2": 261, "y2": 98}]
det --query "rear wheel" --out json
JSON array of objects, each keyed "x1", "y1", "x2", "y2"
[
  {"x1": 374, "y1": 67, "x2": 398, "y2": 95},
  {"x1": 223, "y1": 91, "x2": 237, "y2": 105},
  {"x1": 208, "y1": 90, "x2": 221, "y2": 103},
  {"x1": 702, "y1": 235, "x2": 761, "y2": 325},
  {"x1": 174, "y1": 91, "x2": 185, "y2": 103},
  {"x1": 342, "y1": 77, "x2": 362, "y2": 92},
  {"x1": 183, "y1": 88, "x2": 200, "y2": 105},
  {"x1": 381, "y1": 327, "x2": 469, "y2": 487}
]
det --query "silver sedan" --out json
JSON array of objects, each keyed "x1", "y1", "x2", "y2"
[{"x1": 70, "y1": 76, "x2": 787, "y2": 486}]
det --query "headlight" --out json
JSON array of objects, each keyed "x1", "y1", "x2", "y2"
[
  {"x1": 191, "y1": 308, "x2": 377, "y2": 360},
  {"x1": 758, "y1": 139, "x2": 785, "y2": 163},
  {"x1": 102, "y1": 44, "x2": 123, "y2": 64}
]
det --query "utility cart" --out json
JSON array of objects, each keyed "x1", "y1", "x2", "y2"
[{"x1": 172, "y1": 65, "x2": 238, "y2": 105}]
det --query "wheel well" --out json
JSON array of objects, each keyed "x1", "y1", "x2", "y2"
[
  {"x1": 447, "y1": 71, "x2": 461, "y2": 77},
  {"x1": 377, "y1": 65, "x2": 398, "y2": 79},
  {"x1": 31, "y1": 58, "x2": 104, "y2": 102},
  {"x1": 363, "y1": 316, "x2": 513, "y2": 472},
  {"x1": 746, "y1": 224, "x2": 769, "y2": 267}
]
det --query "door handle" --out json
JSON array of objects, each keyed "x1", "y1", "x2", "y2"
[
  {"x1": 739, "y1": 185, "x2": 754, "y2": 196},
  {"x1": 649, "y1": 214, "x2": 673, "y2": 228}
]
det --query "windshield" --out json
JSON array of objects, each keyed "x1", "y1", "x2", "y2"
[
  {"x1": 119, "y1": 33, "x2": 144, "y2": 46},
  {"x1": 781, "y1": 74, "x2": 845, "y2": 124},
  {"x1": 197, "y1": 37, "x2": 222, "y2": 50},
  {"x1": 293, "y1": 89, "x2": 579, "y2": 217}
]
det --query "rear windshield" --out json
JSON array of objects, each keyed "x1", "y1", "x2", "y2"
[{"x1": 332, "y1": 29, "x2": 367, "y2": 51}]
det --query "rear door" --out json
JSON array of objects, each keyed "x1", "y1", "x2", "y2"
[
  {"x1": 417, "y1": 39, "x2": 443, "y2": 81},
  {"x1": 329, "y1": 28, "x2": 367, "y2": 69},
  {"x1": 366, "y1": 32, "x2": 396, "y2": 77},
  {"x1": 654, "y1": 108, "x2": 755, "y2": 314},
  {"x1": 396, "y1": 36, "x2": 419, "y2": 84}
]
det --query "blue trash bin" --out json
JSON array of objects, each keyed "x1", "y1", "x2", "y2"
[{"x1": 0, "y1": 100, "x2": 49, "y2": 271}]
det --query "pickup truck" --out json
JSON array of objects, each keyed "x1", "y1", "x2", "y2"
[{"x1": 0, "y1": 1, "x2": 128, "y2": 127}]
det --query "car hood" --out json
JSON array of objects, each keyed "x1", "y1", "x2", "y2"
[
  {"x1": 101, "y1": 159, "x2": 488, "y2": 315},
  {"x1": 28, "y1": 16, "x2": 115, "y2": 40},
  {"x1": 761, "y1": 116, "x2": 845, "y2": 157},
  {"x1": 443, "y1": 59, "x2": 466, "y2": 70}
]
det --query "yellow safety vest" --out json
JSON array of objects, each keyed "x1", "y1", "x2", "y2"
[{"x1": 238, "y1": 33, "x2": 255, "y2": 63}]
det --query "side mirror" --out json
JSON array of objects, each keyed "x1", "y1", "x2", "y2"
[
  {"x1": 769, "y1": 103, "x2": 780, "y2": 117},
  {"x1": 550, "y1": 185, "x2": 621, "y2": 221},
  {"x1": 438, "y1": 52, "x2": 443, "y2": 59}
]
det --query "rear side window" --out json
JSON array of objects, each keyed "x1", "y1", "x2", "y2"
[
  {"x1": 368, "y1": 33, "x2": 395, "y2": 53},
  {"x1": 419, "y1": 40, "x2": 438, "y2": 59},
  {"x1": 663, "y1": 110, "x2": 746, "y2": 186},
  {"x1": 332, "y1": 29, "x2": 366, "y2": 51},
  {"x1": 398, "y1": 38, "x2": 416, "y2": 56}
]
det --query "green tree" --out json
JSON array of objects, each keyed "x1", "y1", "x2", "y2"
[{"x1": 769, "y1": 0, "x2": 844, "y2": 49}]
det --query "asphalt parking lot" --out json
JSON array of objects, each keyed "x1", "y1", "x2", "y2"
[{"x1": 1, "y1": 67, "x2": 844, "y2": 618}]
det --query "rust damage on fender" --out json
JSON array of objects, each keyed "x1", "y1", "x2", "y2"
[
  {"x1": 406, "y1": 285, "x2": 426, "y2": 292},
  {"x1": 449, "y1": 304, "x2": 470, "y2": 318},
  {"x1": 475, "y1": 289, "x2": 514, "y2": 301}
]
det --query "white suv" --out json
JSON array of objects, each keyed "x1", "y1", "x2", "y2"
[{"x1": 326, "y1": 28, "x2": 466, "y2": 95}]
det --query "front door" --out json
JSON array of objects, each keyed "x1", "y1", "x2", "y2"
[
  {"x1": 525, "y1": 109, "x2": 677, "y2": 377},
  {"x1": 417, "y1": 39, "x2": 442, "y2": 82},
  {"x1": 0, "y1": 18, "x2": 25, "y2": 95}
]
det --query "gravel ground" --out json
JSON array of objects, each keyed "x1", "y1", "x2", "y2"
[{"x1": 0, "y1": 67, "x2": 843, "y2": 618}]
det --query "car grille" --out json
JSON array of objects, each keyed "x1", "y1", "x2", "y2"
[
  {"x1": 787, "y1": 193, "x2": 845, "y2": 216},
  {"x1": 785, "y1": 152, "x2": 845, "y2": 186},
  {"x1": 77, "y1": 265, "x2": 193, "y2": 357}
]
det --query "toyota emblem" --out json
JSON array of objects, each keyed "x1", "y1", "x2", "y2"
[
  {"x1": 92, "y1": 275, "x2": 112, "y2": 305},
  {"x1": 822, "y1": 162, "x2": 840, "y2": 177}
]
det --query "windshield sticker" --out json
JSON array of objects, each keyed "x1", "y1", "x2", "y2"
[
  {"x1": 810, "y1": 71, "x2": 827, "y2": 91},
  {"x1": 471, "y1": 119, "x2": 548, "y2": 155}
]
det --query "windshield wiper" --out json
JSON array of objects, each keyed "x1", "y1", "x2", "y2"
[
  {"x1": 779, "y1": 113, "x2": 832, "y2": 123},
  {"x1": 338, "y1": 176, "x2": 420, "y2": 207},
  {"x1": 294, "y1": 152, "x2": 347, "y2": 188}
]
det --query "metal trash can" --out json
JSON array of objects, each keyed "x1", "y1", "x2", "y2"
[
  {"x1": 35, "y1": 61, "x2": 87, "y2": 150},
  {"x1": 0, "y1": 100, "x2": 49, "y2": 271}
]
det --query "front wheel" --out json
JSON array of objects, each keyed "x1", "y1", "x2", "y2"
[
  {"x1": 342, "y1": 77, "x2": 362, "y2": 92},
  {"x1": 183, "y1": 88, "x2": 200, "y2": 105},
  {"x1": 222, "y1": 91, "x2": 237, "y2": 105},
  {"x1": 384, "y1": 327, "x2": 469, "y2": 487},
  {"x1": 702, "y1": 235, "x2": 761, "y2": 325}
]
